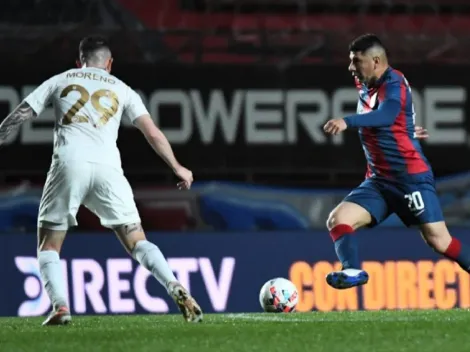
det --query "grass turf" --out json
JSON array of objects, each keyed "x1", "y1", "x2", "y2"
[{"x1": 0, "y1": 310, "x2": 468, "y2": 352}]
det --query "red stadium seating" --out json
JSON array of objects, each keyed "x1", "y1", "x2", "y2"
[
  {"x1": 0, "y1": 0, "x2": 469, "y2": 64},
  {"x1": 114, "y1": 0, "x2": 470, "y2": 64}
]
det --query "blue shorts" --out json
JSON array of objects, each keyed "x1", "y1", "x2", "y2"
[{"x1": 343, "y1": 177, "x2": 444, "y2": 227}]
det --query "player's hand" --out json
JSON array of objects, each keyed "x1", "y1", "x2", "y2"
[
  {"x1": 414, "y1": 126, "x2": 429, "y2": 140},
  {"x1": 323, "y1": 118, "x2": 348, "y2": 135},
  {"x1": 174, "y1": 165, "x2": 193, "y2": 190}
]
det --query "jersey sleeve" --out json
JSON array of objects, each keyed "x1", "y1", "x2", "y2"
[
  {"x1": 23, "y1": 75, "x2": 59, "y2": 116},
  {"x1": 124, "y1": 88, "x2": 149, "y2": 123}
]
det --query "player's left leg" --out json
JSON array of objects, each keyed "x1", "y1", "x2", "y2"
[
  {"x1": 37, "y1": 225, "x2": 71, "y2": 326},
  {"x1": 84, "y1": 164, "x2": 203, "y2": 322},
  {"x1": 396, "y1": 182, "x2": 470, "y2": 272},
  {"x1": 420, "y1": 222, "x2": 470, "y2": 272},
  {"x1": 36, "y1": 160, "x2": 91, "y2": 326}
]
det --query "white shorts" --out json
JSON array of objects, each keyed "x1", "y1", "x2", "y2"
[{"x1": 38, "y1": 160, "x2": 140, "y2": 230}]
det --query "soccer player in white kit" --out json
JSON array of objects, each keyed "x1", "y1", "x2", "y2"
[{"x1": 0, "y1": 36, "x2": 203, "y2": 325}]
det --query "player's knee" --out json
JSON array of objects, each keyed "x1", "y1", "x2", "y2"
[
  {"x1": 326, "y1": 213, "x2": 339, "y2": 231},
  {"x1": 325, "y1": 211, "x2": 358, "y2": 231},
  {"x1": 326, "y1": 202, "x2": 372, "y2": 231},
  {"x1": 326, "y1": 211, "x2": 355, "y2": 231}
]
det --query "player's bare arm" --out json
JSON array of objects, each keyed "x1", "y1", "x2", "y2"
[
  {"x1": 0, "y1": 101, "x2": 37, "y2": 145},
  {"x1": 134, "y1": 114, "x2": 194, "y2": 189}
]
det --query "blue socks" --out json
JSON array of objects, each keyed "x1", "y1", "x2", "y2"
[{"x1": 330, "y1": 224, "x2": 359, "y2": 269}]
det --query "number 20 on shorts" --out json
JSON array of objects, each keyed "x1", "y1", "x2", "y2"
[{"x1": 404, "y1": 191, "x2": 425, "y2": 211}]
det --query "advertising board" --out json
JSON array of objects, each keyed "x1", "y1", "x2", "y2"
[{"x1": 2, "y1": 229, "x2": 469, "y2": 317}]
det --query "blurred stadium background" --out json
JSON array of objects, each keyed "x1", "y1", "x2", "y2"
[{"x1": 2, "y1": 0, "x2": 470, "y2": 317}]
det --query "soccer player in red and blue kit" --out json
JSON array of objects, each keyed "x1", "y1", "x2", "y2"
[{"x1": 323, "y1": 33, "x2": 470, "y2": 289}]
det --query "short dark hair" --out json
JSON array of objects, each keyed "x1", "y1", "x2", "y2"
[
  {"x1": 79, "y1": 35, "x2": 111, "y2": 62},
  {"x1": 349, "y1": 33, "x2": 385, "y2": 53}
]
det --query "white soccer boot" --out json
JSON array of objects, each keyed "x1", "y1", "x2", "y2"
[
  {"x1": 42, "y1": 306, "x2": 72, "y2": 326},
  {"x1": 168, "y1": 282, "x2": 203, "y2": 323}
]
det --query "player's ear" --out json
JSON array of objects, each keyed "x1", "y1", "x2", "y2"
[
  {"x1": 106, "y1": 58, "x2": 113, "y2": 73},
  {"x1": 372, "y1": 56, "x2": 380, "y2": 68},
  {"x1": 75, "y1": 59, "x2": 82, "y2": 68}
]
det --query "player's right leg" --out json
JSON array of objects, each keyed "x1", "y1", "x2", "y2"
[
  {"x1": 84, "y1": 164, "x2": 203, "y2": 322},
  {"x1": 113, "y1": 224, "x2": 203, "y2": 322},
  {"x1": 325, "y1": 179, "x2": 390, "y2": 289}
]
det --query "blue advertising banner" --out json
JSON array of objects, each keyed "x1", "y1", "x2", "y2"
[{"x1": 1, "y1": 229, "x2": 470, "y2": 317}]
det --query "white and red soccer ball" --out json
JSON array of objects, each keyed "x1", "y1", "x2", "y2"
[{"x1": 259, "y1": 277, "x2": 299, "y2": 313}]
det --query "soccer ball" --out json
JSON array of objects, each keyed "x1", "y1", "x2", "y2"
[{"x1": 259, "y1": 277, "x2": 299, "y2": 313}]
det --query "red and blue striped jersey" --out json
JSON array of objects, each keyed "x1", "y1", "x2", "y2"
[{"x1": 344, "y1": 67, "x2": 433, "y2": 183}]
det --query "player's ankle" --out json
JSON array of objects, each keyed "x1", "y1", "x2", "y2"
[
  {"x1": 53, "y1": 302, "x2": 69, "y2": 311},
  {"x1": 167, "y1": 281, "x2": 182, "y2": 292}
]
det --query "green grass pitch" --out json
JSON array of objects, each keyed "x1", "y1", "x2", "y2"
[{"x1": 1, "y1": 310, "x2": 469, "y2": 352}]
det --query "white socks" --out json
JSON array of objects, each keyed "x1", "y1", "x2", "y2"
[
  {"x1": 132, "y1": 240, "x2": 178, "y2": 290},
  {"x1": 38, "y1": 250, "x2": 68, "y2": 310},
  {"x1": 38, "y1": 241, "x2": 177, "y2": 312}
]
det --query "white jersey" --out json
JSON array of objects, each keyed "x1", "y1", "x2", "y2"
[{"x1": 24, "y1": 67, "x2": 149, "y2": 169}]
